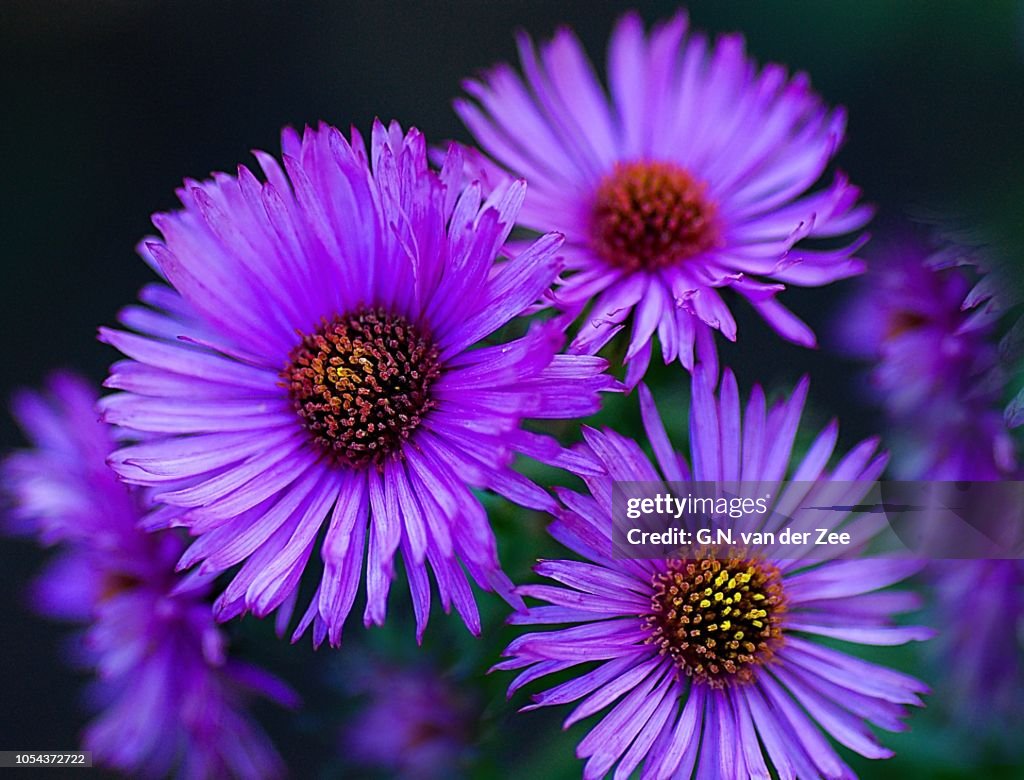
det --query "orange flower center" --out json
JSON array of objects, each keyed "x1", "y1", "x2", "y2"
[
  {"x1": 283, "y1": 308, "x2": 441, "y2": 468},
  {"x1": 645, "y1": 551, "x2": 786, "y2": 687},
  {"x1": 591, "y1": 160, "x2": 721, "y2": 272}
]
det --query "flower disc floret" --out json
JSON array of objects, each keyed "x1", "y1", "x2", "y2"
[{"x1": 284, "y1": 308, "x2": 441, "y2": 467}]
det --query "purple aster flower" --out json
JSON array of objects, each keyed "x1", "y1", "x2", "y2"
[
  {"x1": 2, "y1": 372, "x2": 296, "y2": 779},
  {"x1": 342, "y1": 661, "x2": 478, "y2": 778},
  {"x1": 497, "y1": 367, "x2": 931, "y2": 779},
  {"x1": 97, "y1": 121, "x2": 617, "y2": 646},
  {"x1": 834, "y1": 235, "x2": 1014, "y2": 479},
  {"x1": 454, "y1": 12, "x2": 871, "y2": 386}
]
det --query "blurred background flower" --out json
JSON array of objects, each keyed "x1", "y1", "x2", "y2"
[
  {"x1": 340, "y1": 659, "x2": 480, "y2": 779},
  {"x1": 931, "y1": 559, "x2": 1023, "y2": 734},
  {"x1": 2, "y1": 372, "x2": 297, "y2": 778},
  {"x1": 833, "y1": 226, "x2": 1024, "y2": 760},
  {"x1": 832, "y1": 231, "x2": 1015, "y2": 479}
]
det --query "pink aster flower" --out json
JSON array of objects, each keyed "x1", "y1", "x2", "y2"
[
  {"x1": 497, "y1": 367, "x2": 931, "y2": 778},
  {"x1": 98, "y1": 121, "x2": 617, "y2": 646},
  {"x1": 455, "y1": 11, "x2": 872, "y2": 386}
]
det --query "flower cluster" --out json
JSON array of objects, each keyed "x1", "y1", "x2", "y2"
[{"x1": 12, "y1": 8, "x2": 1014, "y2": 779}]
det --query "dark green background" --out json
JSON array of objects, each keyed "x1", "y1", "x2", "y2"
[{"x1": 1, "y1": 1, "x2": 1022, "y2": 777}]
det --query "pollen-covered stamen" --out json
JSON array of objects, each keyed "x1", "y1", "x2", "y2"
[
  {"x1": 283, "y1": 308, "x2": 442, "y2": 468},
  {"x1": 644, "y1": 552, "x2": 786, "y2": 687},
  {"x1": 592, "y1": 160, "x2": 721, "y2": 272}
]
